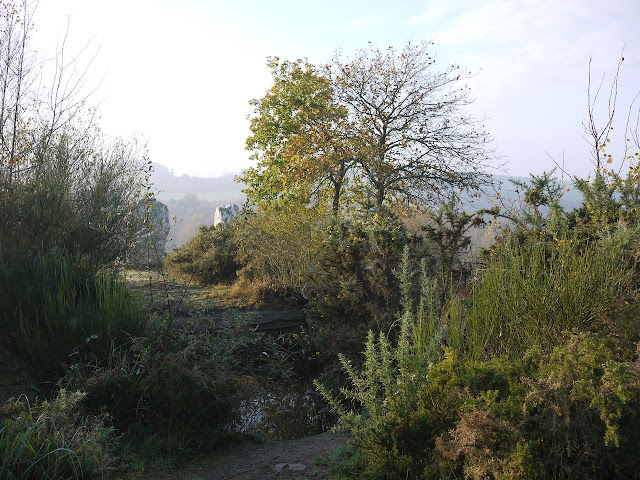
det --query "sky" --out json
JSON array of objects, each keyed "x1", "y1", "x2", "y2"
[{"x1": 32, "y1": 0, "x2": 640, "y2": 179}]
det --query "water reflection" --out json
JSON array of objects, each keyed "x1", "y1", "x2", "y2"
[{"x1": 235, "y1": 380, "x2": 336, "y2": 441}]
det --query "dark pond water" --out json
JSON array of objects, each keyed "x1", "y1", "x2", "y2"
[{"x1": 234, "y1": 379, "x2": 337, "y2": 441}]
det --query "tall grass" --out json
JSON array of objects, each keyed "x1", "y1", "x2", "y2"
[
  {"x1": 394, "y1": 232, "x2": 636, "y2": 360},
  {"x1": 0, "y1": 253, "x2": 146, "y2": 373},
  {"x1": 462, "y1": 234, "x2": 636, "y2": 359},
  {"x1": 0, "y1": 390, "x2": 113, "y2": 480}
]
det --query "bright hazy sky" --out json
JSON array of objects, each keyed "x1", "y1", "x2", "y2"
[{"x1": 33, "y1": 0, "x2": 639, "y2": 179}]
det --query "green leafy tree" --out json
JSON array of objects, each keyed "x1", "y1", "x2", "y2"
[
  {"x1": 242, "y1": 58, "x2": 354, "y2": 215},
  {"x1": 242, "y1": 42, "x2": 494, "y2": 216}
]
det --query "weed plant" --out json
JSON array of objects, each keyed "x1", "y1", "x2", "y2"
[{"x1": 0, "y1": 390, "x2": 113, "y2": 480}]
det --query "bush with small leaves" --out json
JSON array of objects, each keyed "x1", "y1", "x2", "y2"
[
  {"x1": 309, "y1": 208, "x2": 407, "y2": 358},
  {"x1": 165, "y1": 222, "x2": 240, "y2": 284}
]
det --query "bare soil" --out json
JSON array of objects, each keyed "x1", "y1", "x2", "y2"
[{"x1": 119, "y1": 432, "x2": 346, "y2": 480}]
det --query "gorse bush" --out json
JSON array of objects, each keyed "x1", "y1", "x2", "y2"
[
  {"x1": 166, "y1": 222, "x2": 240, "y2": 284},
  {"x1": 308, "y1": 209, "x2": 407, "y2": 358},
  {"x1": 571, "y1": 163, "x2": 640, "y2": 233},
  {"x1": 418, "y1": 195, "x2": 498, "y2": 286},
  {"x1": 317, "y1": 326, "x2": 455, "y2": 479},
  {"x1": 437, "y1": 333, "x2": 640, "y2": 480},
  {"x1": 522, "y1": 333, "x2": 640, "y2": 478},
  {"x1": 0, "y1": 253, "x2": 146, "y2": 374},
  {"x1": 0, "y1": 390, "x2": 114, "y2": 480},
  {"x1": 321, "y1": 313, "x2": 640, "y2": 479}
]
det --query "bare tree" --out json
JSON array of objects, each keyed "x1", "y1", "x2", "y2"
[
  {"x1": 0, "y1": 0, "x2": 36, "y2": 183},
  {"x1": 582, "y1": 50, "x2": 640, "y2": 174},
  {"x1": 0, "y1": 0, "x2": 101, "y2": 185},
  {"x1": 330, "y1": 41, "x2": 493, "y2": 210},
  {"x1": 40, "y1": 13, "x2": 101, "y2": 142}
]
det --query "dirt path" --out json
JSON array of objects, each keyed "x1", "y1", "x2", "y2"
[
  {"x1": 1, "y1": 272, "x2": 345, "y2": 479},
  {"x1": 125, "y1": 432, "x2": 346, "y2": 480},
  {"x1": 120, "y1": 271, "x2": 347, "y2": 479}
]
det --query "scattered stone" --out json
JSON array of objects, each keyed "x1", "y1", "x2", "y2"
[
  {"x1": 288, "y1": 463, "x2": 307, "y2": 472},
  {"x1": 274, "y1": 463, "x2": 287, "y2": 472}
]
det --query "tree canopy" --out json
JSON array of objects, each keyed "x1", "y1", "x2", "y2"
[
  {"x1": 241, "y1": 41, "x2": 493, "y2": 215},
  {"x1": 242, "y1": 58, "x2": 353, "y2": 214}
]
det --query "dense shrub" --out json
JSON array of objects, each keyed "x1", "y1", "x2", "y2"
[
  {"x1": 523, "y1": 333, "x2": 640, "y2": 478},
  {"x1": 165, "y1": 222, "x2": 240, "y2": 284},
  {"x1": 321, "y1": 245, "x2": 640, "y2": 479},
  {"x1": 234, "y1": 202, "x2": 326, "y2": 290},
  {"x1": 322, "y1": 322, "x2": 640, "y2": 479},
  {"x1": 318, "y1": 325, "x2": 456, "y2": 478},
  {"x1": 309, "y1": 208, "x2": 407, "y2": 357},
  {"x1": 317, "y1": 258, "x2": 456, "y2": 478},
  {"x1": 418, "y1": 195, "x2": 498, "y2": 285},
  {"x1": 0, "y1": 131, "x2": 148, "y2": 267},
  {"x1": 437, "y1": 334, "x2": 640, "y2": 480}
]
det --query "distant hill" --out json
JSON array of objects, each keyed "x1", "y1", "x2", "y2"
[
  {"x1": 149, "y1": 162, "x2": 583, "y2": 211},
  {"x1": 149, "y1": 162, "x2": 246, "y2": 203},
  {"x1": 148, "y1": 163, "x2": 246, "y2": 250}
]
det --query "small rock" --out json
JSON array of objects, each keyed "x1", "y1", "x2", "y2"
[
  {"x1": 274, "y1": 463, "x2": 287, "y2": 472},
  {"x1": 288, "y1": 463, "x2": 307, "y2": 472}
]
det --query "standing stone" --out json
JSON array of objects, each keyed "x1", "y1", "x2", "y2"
[
  {"x1": 129, "y1": 197, "x2": 170, "y2": 266},
  {"x1": 214, "y1": 203, "x2": 240, "y2": 227}
]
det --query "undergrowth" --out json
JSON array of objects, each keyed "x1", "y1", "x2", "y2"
[
  {"x1": 0, "y1": 390, "x2": 114, "y2": 480},
  {"x1": 318, "y1": 242, "x2": 640, "y2": 479}
]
